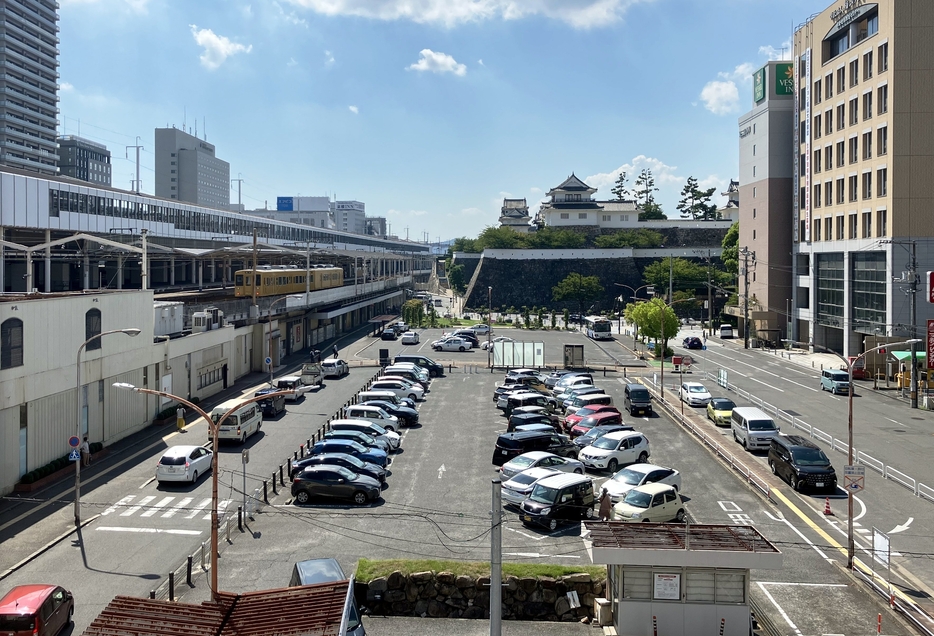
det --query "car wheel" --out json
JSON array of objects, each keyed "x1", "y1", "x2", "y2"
[
  {"x1": 191, "y1": 470, "x2": 198, "y2": 484},
  {"x1": 642, "y1": 518, "x2": 651, "y2": 523},
  {"x1": 547, "y1": 518, "x2": 558, "y2": 531},
  {"x1": 742, "y1": 437, "x2": 748, "y2": 450},
  {"x1": 675, "y1": 509, "x2": 686, "y2": 523},
  {"x1": 408, "y1": 394, "x2": 417, "y2": 401},
  {"x1": 607, "y1": 459, "x2": 618, "y2": 473},
  {"x1": 385, "y1": 424, "x2": 395, "y2": 433},
  {"x1": 295, "y1": 490, "x2": 311, "y2": 505},
  {"x1": 459, "y1": 346, "x2": 465, "y2": 352},
  {"x1": 733, "y1": 430, "x2": 739, "y2": 442},
  {"x1": 241, "y1": 433, "x2": 246, "y2": 444},
  {"x1": 352, "y1": 491, "x2": 368, "y2": 505},
  {"x1": 820, "y1": 383, "x2": 824, "y2": 391},
  {"x1": 790, "y1": 475, "x2": 799, "y2": 491},
  {"x1": 573, "y1": 467, "x2": 583, "y2": 474},
  {"x1": 638, "y1": 451, "x2": 648, "y2": 463}
]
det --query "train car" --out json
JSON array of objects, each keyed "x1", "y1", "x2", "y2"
[{"x1": 233, "y1": 266, "x2": 344, "y2": 298}]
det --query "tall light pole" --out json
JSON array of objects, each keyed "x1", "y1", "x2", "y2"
[
  {"x1": 113, "y1": 383, "x2": 291, "y2": 599},
  {"x1": 487, "y1": 286, "x2": 492, "y2": 368},
  {"x1": 657, "y1": 296, "x2": 695, "y2": 403},
  {"x1": 614, "y1": 283, "x2": 653, "y2": 346},
  {"x1": 75, "y1": 328, "x2": 141, "y2": 526}
]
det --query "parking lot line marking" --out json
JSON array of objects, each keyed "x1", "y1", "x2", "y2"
[
  {"x1": 764, "y1": 510, "x2": 832, "y2": 561},
  {"x1": 756, "y1": 581, "x2": 803, "y2": 636},
  {"x1": 756, "y1": 581, "x2": 848, "y2": 587},
  {"x1": 96, "y1": 526, "x2": 202, "y2": 536},
  {"x1": 505, "y1": 527, "x2": 545, "y2": 541}
]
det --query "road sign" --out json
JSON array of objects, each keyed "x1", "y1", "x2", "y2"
[
  {"x1": 264, "y1": 357, "x2": 272, "y2": 366},
  {"x1": 242, "y1": 449, "x2": 250, "y2": 464},
  {"x1": 717, "y1": 368, "x2": 729, "y2": 388},
  {"x1": 69, "y1": 436, "x2": 80, "y2": 448},
  {"x1": 69, "y1": 449, "x2": 80, "y2": 461},
  {"x1": 844, "y1": 465, "x2": 865, "y2": 492}
]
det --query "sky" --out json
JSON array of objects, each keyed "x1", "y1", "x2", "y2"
[{"x1": 58, "y1": 0, "x2": 817, "y2": 243}]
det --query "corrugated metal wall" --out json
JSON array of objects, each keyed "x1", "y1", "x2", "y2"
[
  {"x1": 29, "y1": 390, "x2": 73, "y2": 468},
  {"x1": 107, "y1": 368, "x2": 149, "y2": 441},
  {"x1": 0, "y1": 407, "x2": 20, "y2": 495}
]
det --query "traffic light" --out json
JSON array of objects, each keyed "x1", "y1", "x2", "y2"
[{"x1": 878, "y1": 347, "x2": 886, "y2": 355}]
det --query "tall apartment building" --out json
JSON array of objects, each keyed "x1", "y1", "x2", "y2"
[
  {"x1": 57, "y1": 135, "x2": 111, "y2": 185},
  {"x1": 736, "y1": 61, "x2": 795, "y2": 343},
  {"x1": 331, "y1": 200, "x2": 365, "y2": 235},
  {"x1": 792, "y1": 0, "x2": 934, "y2": 357},
  {"x1": 154, "y1": 128, "x2": 230, "y2": 209},
  {"x1": 0, "y1": 0, "x2": 60, "y2": 175}
]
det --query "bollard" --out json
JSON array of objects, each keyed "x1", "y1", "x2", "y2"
[
  {"x1": 294, "y1": 450, "x2": 298, "y2": 461},
  {"x1": 169, "y1": 572, "x2": 175, "y2": 601},
  {"x1": 718, "y1": 618, "x2": 725, "y2": 636},
  {"x1": 150, "y1": 590, "x2": 155, "y2": 599},
  {"x1": 201, "y1": 541, "x2": 206, "y2": 569},
  {"x1": 307, "y1": 438, "x2": 311, "y2": 449},
  {"x1": 272, "y1": 472, "x2": 278, "y2": 494},
  {"x1": 263, "y1": 480, "x2": 269, "y2": 504},
  {"x1": 653, "y1": 615, "x2": 657, "y2": 636},
  {"x1": 300, "y1": 444, "x2": 304, "y2": 457},
  {"x1": 603, "y1": 367, "x2": 606, "y2": 377},
  {"x1": 279, "y1": 464, "x2": 285, "y2": 486},
  {"x1": 225, "y1": 516, "x2": 230, "y2": 541},
  {"x1": 187, "y1": 555, "x2": 193, "y2": 586},
  {"x1": 878, "y1": 613, "x2": 882, "y2": 634},
  {"x1": 238, "y1": 506, "x2": 243, "y2": 532}
]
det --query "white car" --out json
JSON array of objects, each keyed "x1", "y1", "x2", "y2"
[
  {"x1": 578, "y1": 431, "x2": 650, "y2": 473},
  {"x1": 481, "y1": 336, "x2": 515, "y2": 350},
  {"x1": 342, "y1": 405, "x2": 402, "y2": 433},
  {"x1": 329, "y1": 418, "x2": 402, "y2": 450},
  {"x1": 369, "y1": 379, "x2": 424, "y2": 401},
  {"x1": 501, "y1": 467, "x2": 561, "y2": 507},
  {"x1": 471, "y1": 324, "x2": 491, "y2": 335},
  {"x1": 505, "y1": 368, "x2": 540, "y2": 380},
  {"x1": 401, "y1": 331, "x2": 420, "y2": 345},
  {"x1": 321, "y1": 358, "x2": 349, "y2": 378},
  {"x1": 432, "y1": 337, "x2": 471, "y2": 352},
  {"x1": 603, "y1": 463, "x2": 682, "y2": 503},
  {"x1": 275, "y1": 376, "x2": 313, "y2": 401},
  {"x1": 612, "y1": 483, "x2": 685, "y2": 523},
  {"x1": 499, "y1": 451, "x2": 585, "y2": 480},
  {"x1": 156, "y1": 445, "x2": 213, "y2": 484},
  {"x1": 679, "y1": 382, "x2": 712, "y2": 406}
]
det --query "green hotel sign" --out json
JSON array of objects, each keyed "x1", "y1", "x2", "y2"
[
  {"x1": 775, "y1": 63, "x2": 794, "y2": 95},
  {"x1": 754, "y1": 68, "x2": 765, "y2": 102}
]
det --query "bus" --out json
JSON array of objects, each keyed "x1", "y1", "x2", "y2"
[{"x1": 583, "y1": 316, "x2": 613, "y2": 340}]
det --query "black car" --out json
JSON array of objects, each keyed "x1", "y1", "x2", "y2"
[
  {"x1": 451, "y1": 330, "x2": 480, "y2": 348},
  {"x1": 290, "y1": 452, "x2": 387, "y2": 483},
  {"x1": 507, "y1": 412, "x2": 557, "y2": 432},
  {"x1": 291, "y1": 465, "x2": 381, "y2": 505},
  {"x1": 573, "y1": 423, "x2": 635, "y2": 449},
  {"x1": 768, "y1": 434, "x2": 838, "y2": 492},
  {"x1": 380, "y1": 329, "x2": 398, "y2": 341},
  {"x1": 682, "y1": 336, "x2": 703, "y2": 350},
  {"x1": 394, "y1": 354, "x2": 444, "y2": 377},
  {"x1": 492, "y1": 430, "x2": 578, "y2": 466},
  {"x1": 254, "y1": 388, "x2": 286, "y2": 417},
  {"x1": 360, "y1": 400, "x2": 419, "y2": 426}
]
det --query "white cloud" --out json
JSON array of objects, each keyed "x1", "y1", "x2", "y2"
[
  {"x1": 529, "y1": 187, "x2": 541, "y2": 194},
  {"x1": 478, "y1": 59, "x2": 484, "y2": 66},
  {"x1": 274, "y1": 1, "x2": 308, "y2": 26},
  {"x1": 189, "y1": 25, "x2": 252, "y2": 70},
  {"x1": 406, "y1": 49, "x2": 466, "y2": 76},
  {"x1": 348, "y1": 105, "x2": 359, "y2": 114},
  {"x1": 459, "y1": 207, "x2": 486, "y2": 217},
  {"x1": 287, "y1": 57, "x2": 298, "y2": 67},
  {"x1": 324, "y1": 50, "x2": 335, "y2": 66},
  {"x1": 286, "y1": 0, "x2": 655, "y2": 29},
  {"x1": 387, "y1": 208, "x2": 428, "y2": 217},
  {"x1": 699, "y1": 80, "x2": 740, "y2": 115},
  {"x1": 759, "y1": 39, "x2": 792, "y2": 61},
  {"x1": 60, "y1": 82, "x2": 74, "y2": 92}
]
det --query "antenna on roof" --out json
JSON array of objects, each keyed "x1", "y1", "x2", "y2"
[{"x1": 183, "y1": 106, "x2": 186, "y2": 133}]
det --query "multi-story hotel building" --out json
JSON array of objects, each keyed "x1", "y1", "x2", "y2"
[{"x1": 791, "y1": 0, "x2": 934, "y2": 357}]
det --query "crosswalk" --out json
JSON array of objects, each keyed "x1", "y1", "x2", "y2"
[{"x1": 100, "y1": 495, "x2": 231, "y2": 520}]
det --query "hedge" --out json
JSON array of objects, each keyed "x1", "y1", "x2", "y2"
[{"x1": 20, "y1": 443, "x2": 104, "y2": 485}]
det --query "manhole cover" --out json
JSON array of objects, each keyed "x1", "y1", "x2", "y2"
[{"x1": 783, "y1": 410, "x2": 802, "y2": 417}]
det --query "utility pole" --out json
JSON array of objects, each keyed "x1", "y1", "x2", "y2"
[
  {"x1": 740, "y1": 247, "x2": 755, "y2": 349},
  {"x1": 125, "y1": 136, "x2": 143, "y2": 193},
  {"x1": 490, "y1": 479, "x2": 502, "y2": 636},
  {"x1": 707, "y1": 249, "x2": 713, "y2": 332},
  {"x1": 910, "y1": 241, "x2": 919, "y2": 408},
  {"x1": 231, "y1": 175, "x2": 243, "y2": 212}
]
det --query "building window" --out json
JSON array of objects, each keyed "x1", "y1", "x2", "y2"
[
  {"x1": 753, "y1": 229, "x2": 756, "y2": 240},
  {"x1": 814, "y1": 185, "x2": 822, "y2": 207},
  {"x1": 753, "y1": 209, "x2": 756, "y2": 219},
  {"x1": 825, "y1": 144, "x2": 833, "y2": 168},
  {"x1": 814, "y1": 148, "x2": 822, "y2": 173},
  {"x1": 602, "y1": 215, "x2": 611, "y2": 222},
  {"x1": 837, "y1": 67, "x2": 845, "y2": 91},
  {"x1": 836, "y1": 104, "x2": 845, "y2": 131},
  {"x1": 826, "y1": 73, "x2": 833, "y2": 99},
  {"x1": 837, "y1": 215, "x2": 845, "y2": 240},
  {"x1": 862, "y1": 171, "x2": 872, "y2": 199},
  {"x1": 814, "y1": 114, "x2": 822, "y2": 139},
  {"x1": 862, "y1": 211, "x2": 872, "y2": 238},
  {"x1": 849, "y1": 175, "x2": 858, "y2": 202},
  {"x1": 849, "y1": 98, "x2": 859, "y2": 126},
  {"x1": 862, "y1": 132, "x2": 872, "y2": 159},
  {"x1": 878, "y1": 84, "x2": 888, "y2": 114},
  {"x1": 825, "y1": 216, "x2": 833, "y2": 241},
  {"x1": 753, "y1": 144, "x2": 756, "y2": 156},
  {"x1": 863, "y1": 51, "x2": 873, "y2": 80},
  {"x1": 862, "y1": 92, "x2": 873, "y2": 120},
  {"x1": 849, "y1": 59, "x2": 859, "y2": 87},
  {"x1": 849, "y1": 137, "x2": 858, "y2": 164},
  {"x1": 826, "y1": 109, "x2": 833, "y2": 135},
  {"x1": 620, "y1": 215, "x2": 629, "y2": 222},
  {"x1": 836, "y1": 141, "x2": 845, "y2": 168},
  {"x1": 578, "y1": 213, "x2": 587, "y2": 219},
  {"x1": 877, "y1": 209, "x2": 887, "y2": 236},
  {"x1": 825, "y1": 181, "x2": 833, "y2": 205},
  {"x1": 753, "y1": 166, "x2": 757, "y2": 177},
  {"x1": 848, "y1": 213, "x2": 857, "y2": 239},
  {"x1": 877, "y1": 168, "x2": 888, "y2": 197},
  {"x1": 560, "y1": 213, "x2": 569, "y2": 219},
  {"x1": 815, "y1": 218, "x2": 822, "y2": 241},
  {"x1": 85, "y1": 309, "x2": 102, "y2": 351},
  {"x1": 1, "y1": 318, "x2": 24, "y2": 369},
  {"x1": 878, "y1": 42, "x2": 888, "y2": 73},
  {"x1": 814, "y1": 79, "x2": 822, "y2": 104},
  {"x1": 851, "y1": 251, "x2": 887, "y2": 332},
  {"x1": 753, "y1": 187, "x2": 757, "y2": 198},
  {"x1": 877, "y1": 126, "x2": 888, "y2": 155},
  {"x1": 837, "y1": 177, "x2": 845, "y2": 204}
]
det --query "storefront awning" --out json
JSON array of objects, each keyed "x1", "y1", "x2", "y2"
[{"x1": 890, "y1": 351, "x2": 926, "y2": 361}]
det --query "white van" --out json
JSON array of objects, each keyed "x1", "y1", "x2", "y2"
[
  {"x1": 719, "y1": 324, "x2": 734, "y2": 339},
  {"x1": 567, "y1": 393, "x2": 613, "y2": 415},
  {"x1": 210, "y1": 399, "x2": 262, "y2": 444},
  {"x1": 357, "y1": 390, "x2": 403, "y2": 406},
  {"x1": 343, "y1": 405, "x2": 401, "y2": 432},
  {"x1": 730, "y1": 406, "x2": 779, "y2": 451}
]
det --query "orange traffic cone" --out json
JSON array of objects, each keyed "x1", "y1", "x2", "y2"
[{"x1": 823, "y1": 497, "x2": 834, "y2": 516}]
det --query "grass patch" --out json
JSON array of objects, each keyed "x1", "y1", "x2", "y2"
[{"x1": 355, "y1": 558, "x2": 604, "y2": 582}]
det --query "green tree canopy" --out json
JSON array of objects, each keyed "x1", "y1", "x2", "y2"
[
  {"x1": 449, "y1": 237, "x2": 480, "y2": 254},
  {"x1": 638, "y1": 201, "x2": 667, "y2": 221},
  {"x1": 627, "y1": 297, "x2": 680, "y2": 346},
  {"x1": 721, "y1": 222, "x2": 739, "y2": 275},
  {"x1": 676, "y1": 176, "x2": 719, "y2": 221},
  {"x1": 475, "y1": 226, "x2": 524, "y2": 249},
  {"x1": 447, "y1": 263, "x2": 466, "y2": 294},
  {"x1": 402, "y1": 299, "x2": 425, "y2": 327},
  {"x1": 523, "y1": 227, "x2": 586, "y2": 249},
  {"x1": 611, "y1": 171, "x2": 630, "y2": 201},
  {"x1": 594, "y1": 229, "x2": 664, "y2": 249},
  {"x1": 552, "y1": 272, "x2": 604, "y2": 319},
  {"x1": 643, "y1": 257, "x2": 731, "y2": 296}
]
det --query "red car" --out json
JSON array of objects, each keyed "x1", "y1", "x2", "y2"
[
  {"x1": 569, "y1": 411, "x2": 624, "y2": 438},
  {"x1": 0, "y1": 585, "x2": 73, "y2": 636},
  {"x1": 564, "y1": 404, "x2": 621, "y2": 432}
]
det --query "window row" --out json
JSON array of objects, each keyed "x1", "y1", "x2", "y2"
[
  {"x1": 1, "y1": 309, "x2": 115, "y2": 370},
  {"x1": 810, "y1": 168, "x2": 888, "y2": 210},
  {"x1": 812, "y1": 209, "x2": 887, "y2": 242},
  {"x1": 812, "y1": 86, "x2": 887, "y2": 139},
  {"x1": 811, "y1": 127, "x2": 887, "y2": 174},
  {"x1": 815, "y1": 42, "x2": 888, "y2": 105}
]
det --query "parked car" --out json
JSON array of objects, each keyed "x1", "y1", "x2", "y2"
[
  {"x1": 0, "y1": 585, "x2": 73, "y2": 636},
  {"x1": 156, "y1": 445, "x2": 213, "y2": 484},
  {"x1": 392, "y1": 322, "x2": 409, "y2": 335},
  {"x1": 324, "y1": 429, "x2": 391, "y2": 453},
  {"x1": 289, "y1": 452, "x2": 386, "y2": 483},
  {"x1": 682, "y1": 336, "x2": 703, "y2": 350},
  {"x1": 276, "y1": 375, "x2": 313, "y2": 401},
  {"x1": 603, "y1": 463, "x2": 681, "y2": 503},
  {"x1": 678, "y1": 382, "x2": 712, "y2": 406},
  {"x1": 330, "y1": 418, "x2": 401, "y2": 450},
  {"x1": 578, "y1": 430, "x2": 650, "y2": 473},
  {"x1": 731, "y1": 407, "x2": 780, "y2": 451},
  {"x1": 470, "y1": 323, "x2": 491, "y2": 335},
  {"x1": 321, "y1": 357, "x2": 349, "y2": 378},
  {"x1": 519, "y1": 473, "x2": 595, "y2": 530},
  {"x1": 401, "y1": 331, "x2": 420, "y2": 345},
  {"x1": 543, "y1": 369, "x2": 582, "y2": 388},
  {"x1": 492, "y1": 430, "x2": 578, "y2": 466},
  {"x1": 507, "y1": 412, "x2": 558, "y2": 432},
  {"x1": 706, "y1": 398, "x2": 735, "y2": 426},
  {"x1": 357, "y1": 390, "x2": 415, "y2": 410},
  {"x1": 623, "y1": 383, "x2": 653, "y2": 416},
  {"x1": 369, "y1": 379, "x2": 424, "y2": 401},
  {"x1": 380, "y1": 329, "x2": 398, "y2": 341},
  {"x1": 499, "y1": 451, "x2": 584, "y2": 480},
  {"x1": 572, "y1": 423, "x2": 635, "y2": 449},
  {"x1": 612, "y1": 483, "x2": 685, "y2": 522},
  {"x1": 553, "y1": 375, "x2": 595, "y2": 395},
  {"x1": 564, "y1": 404, "x2": 621, "y2": 431},
  {"x1": 359, "y1": 400, "x2": 419, "y2": 427},
  {"x1": 499, "y1": 392, "x2": 558, "y2": 416},
  {"x1": 450, "y1": 330, "x2": 481, "y2": 348},
  {"x1": 432, "y1": 337, "x2": 471, "y2": 352},
  {"x1": 500, "y1": 467, "x2": 561, "y2": 508},
  {"x1": 343, "y1": 405, "x2": 402, "y2": 433},
  {"x1": 768, "y1": 434, "x2": 838, "y2": 492},
  {"x1": 291, "y1": 465, "x2": 381, "y2": 505},
  {"x1": 481, "y1": 336, "x2": 514, "y2": 350},
  {"x1": 288, "y1": 559, "x2": 365, "y2": 636},
  {"x1": 820, "y1": 369, "x2": 851, "y2": 395},
  {"x1": 563, "y1": 393, "x2": 613, "y2": 416},
  {"x1": 254, "y1": 388, "x2": 286, "y2": 417},
  {"x1": 568, "y1": 410, "x2": 623, "y2": 438},
  {"x1": 394, "y1": 354, "x2": 444, "y2": 377},
  {"x1": 506, "y1": 368, "x2": 543, "y2": 381},
  {"x1": 308, "y1": 439, "x2": 388, "y2": 467}
]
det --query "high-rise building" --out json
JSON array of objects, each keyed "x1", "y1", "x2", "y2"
[
  {"x1": 57, "y1": 136, "x2": 111, "y2": 186},
  {"x1": 154, "y1": 128, "x2": 230, "y2": 209},
  {"x1": 331, "y1": 200, "x2": 366, "y2": 235},
  {"x1": 791, "y1": 0, "x2": 934, "y2": 357},
  {"x1": 0, "y1": 0, "x2": 60, "y2": 175}
]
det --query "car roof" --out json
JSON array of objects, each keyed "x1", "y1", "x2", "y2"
[
  {"x1": 510, "y1": 412, "x2": 549, "y2": 421},
  {"x1": 254, "y1": 388, "x2": 277, "y2": 396},
  {"x1": 509, "y1": 450, "x2": 555, "y2": 462},
  {"x1": 278, "y1": 375, "x2": 300, "y2": 381},
  {"x1": 505, "y1": 467, "x2": 559, "y2": 482},
  {"x1": 631, "y1": 482, "x2": 677, "y2": 495},
  {"x1": 682, "y1": 382, "x2": 706, "y2": 388},
  {"x1": 345, "y1": 405, "x2": 382, "y2": 412},
  {"x1": 581, "y1": 411, "x2": 620, "y2": 421},
  {"x1": 510, "y1": 392, "x2": 546, "y2": 399},
  {"x1": 602, "y1": 430, "x2": 642, "y2": 441},
  {"x1": 322, "y1": 357, "x2": 343, "y2": 363},
  {"x1": 536, "y1": 472, "x2": 591, "y2": 489},
  {"x1": 620, "y1": 462, "x2": 669, "y2": 475},
  {"x1": 776, "y1": 433, "x2": 820, "y2": 449},
  {"x1": 0, "y1": 585, "x2": 59, "y2": 613},
  {"x1": 163, "y1": 445, "x2": 203, "y2": 457},
  {"x1": 291, "y1": 558, "x2": 346, "y2": 585}
]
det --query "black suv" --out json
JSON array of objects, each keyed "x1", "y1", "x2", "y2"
[
  {"x1": 492, "y1": 430, "x2": 577, "y2": 466},
  {"x1": 380, "y1": 329, "x2": 397, "y2": 341},
  {"x1": 394, "y1": 354, "x2": 444, "y2": 377},
  {"x1": 768, "y1": 435, "x2": 838, "y2": 492}
]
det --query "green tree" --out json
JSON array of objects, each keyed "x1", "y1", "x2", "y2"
[
  {"x1": 594, "y1": 229, "x2": 664, "y2": 249},
  {"x1": 537, "y1": 308, "x2": 545, "y2": 328},
  {"x1": 721, "y1": 222, "x2": 739, "y2": 275},
  {"x1": 475, "y1": 226, "x2": 523, "y2": 250},
  {"x1": 611, "y1": 171, "x2": 630, "y2": 200},
  {"x1": 676, "y1": 176, "x2": 719, "y2": 221},
  {"x1": 638, "y1": 201, "x2": 667, "y2": 221},
  {"x1": 628, "y1": 298, "x2": 680, "y2": 357},
  {"x1": 550, "y1": 310, "x2": 557, "y2": 329},
  {"x1": 449, "y1": 237, "x2": 480, "y2": 254},
  {"x1": 642, "y1": 258, "x2": 709, "y2": 293},
  {"x1": 524, "y1": 227, "x2": 586, "y2": 249},
  {"x1": 552, "y1": 273, "x2": 604, "y2": 323},
  {"x1": 563, "y1": 308, "x2": 570, "y2": 328},
  {"x1": 402, "y1": 299, "x2": 425, "y2": 327},
  {"x1": 633, "y1": 168, "x2": 657, "y2": 208},
  {"x1": 447, "y1": 263, "x2": 466, "y2": 294}
]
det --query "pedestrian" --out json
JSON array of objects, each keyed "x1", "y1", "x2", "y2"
[
  {"x1": 176, "y1": 405, "x2": 186, "y2": 432},
  {"x1": 332, "y1": 344, "x2": 339, "y2": 358},
  {"x1": 598, "y1": 488, "x2": 612, "y2": 522},
  {"x1": 79, "y1": 436, "x2": 91, "y2": 466}
]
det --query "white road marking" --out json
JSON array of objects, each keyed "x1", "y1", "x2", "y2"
[
  {"x1": 97, "y1": 526, "x2": 202, "y2": 536},
  {"x1": 717, "y1": 501, "x2": 742, "y2": 512},
  {"x1": 438, "y1": 464, "x2": 446, "y2": 479},
  {"x1": 886, "y1": 418, "x2": 900, "y2": 425},
  {"x1": 756, "y1": 581, "x2": 803, "y2": 636},
  {"x1": 503, "y1": 552, "x2": 580, "y2": 559},
  {"x1": 749, "y1": 376, "x2": 784, "y2": 392},
  {"x1": 757, "y1": 582, "x2": 848, "y2": 587},
  {"x1": 505, "y1": 526, "x2": 545, "y2": 541},
  {"x1": 764, "y1": 510, "x2": 831, "y2": 561},
  {"x1": 139, "y1": 477, "x2": 155, "y2": 489},
  {"x1": 185, "y1": 498, "x2": 211, "y2": 520},
  {"x1": 101, "y1": 495, "x2": 135, "y2": 516},
  {"x1": 213, "y1": 500, "x2": 231, "y2": 520},
  {"x1": 162, "y1": 497, "x2": 193, "y2": 518},
  {"x1": 853, "y1": 495, "x2": 866, "y2": 522},
  {"x1": 889, "y1": 517, "x2": 914, "y2": 534},
  {"x1": 140, "y1": 496, "x2": 174, "y2": 518},
  {"x1": 120, "y1": 495, "x2": 155, "y2": 517}
]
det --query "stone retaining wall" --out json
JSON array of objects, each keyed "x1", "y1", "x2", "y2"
[{"x1": 358, "y1": 571, "x2": 605, "y2": 622}]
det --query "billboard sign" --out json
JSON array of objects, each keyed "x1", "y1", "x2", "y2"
[
  {"x1": 754, "y1": 67, "x2": 765, "y2": 102},
  {"x1": 928, "y1": 271, "x2": 934, "y2": 303},
  {"x1": 276, "y1": 196, "x2": 294, "y2": 211},
  {"x1": 928, "y1": 320, "x2": 934, "y2": 370},
  {"x1": 775, "y1": 63, "x2": 795, "y2": 95}
]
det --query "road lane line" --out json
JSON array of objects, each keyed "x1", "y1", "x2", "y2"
[
  {"x1": 757, "y1": 582, "x2": 848, "y2": 587},
  {"x1": 763, "y1": 510, "x2": 832, "y2": 561},
  {"x1": 749, "y1": 376, "x2": 784, "y2": 392},
  {"x1": 140, "y1": 496, "x2": 174, "y2": 518},
  {"x1": 756, "y1": 581, "x2": 803, "y2": 636},
  {"x1": 96, "y1": 526, "x2": 202, "y2": 536},
  {"x1": 138, "y1": 477, "x2": 155, "y2": 489}
]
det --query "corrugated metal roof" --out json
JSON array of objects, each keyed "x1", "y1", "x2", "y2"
[{"x1": 585, "y1": 522, "x2": 780, "y2": 553}]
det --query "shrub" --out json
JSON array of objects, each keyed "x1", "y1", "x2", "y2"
[
  {"x1": 90, "y1": 442, "x2": 103, "y2": 453},
  {"x1": 21, "y1": 472, "x2": 35, "y2": 484},
  {"x1": 191, "y1": 397, "x2": 200, "y2": 405}
]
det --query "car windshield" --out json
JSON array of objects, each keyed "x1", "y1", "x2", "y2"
[
  {"x1": 688, "y1": 385, "x2": 707, "y2": 393},
  {"x1": 509, "y1": 456, "x2": 537, "y2": 468},
  {"x1": 611, "y1": 468, "x2": 644, "y2": 486},
  {"x1": 578, "y1": 417, "x2": 599, "y2": 429},
  {"x1": 748, "y1": 420, "x2": 777, "y2": 431},
  {"x1": 335, "y1": 466, "x2": 357, "y2": 480},
  {"x1": 368, "y1": 422, "x2": 388, "y2": 434},
  {"x1": 791, "y1": 447, "x2": 831, "y2": 466},
  {"x1": 829, "y1": 372, "x2": 849, "y2": 381},
  {"x1": 622, "y1": 490, "x2": 652, "y2": 508},
  {"x1": 711, "y1": 399, "x2": 735, "y2": 410},
  {"x1": 345, "y1": 441, "x2": 366, "y2": 453},
  {"x1": 529, "y1": 484, "x2": 559, "y2": 505},
  {"x1": 509, "y1": 473, "x2": 538, "y2": 486},
  {"x1": 339, "y1": 454, "x2": 365, "y2": 468},
  {"x1": 630, "y1": 389, "x2": 649, "y2": 400},
  {"x1": 591, "y1": 436, "x2": 620, "y2": 450}
]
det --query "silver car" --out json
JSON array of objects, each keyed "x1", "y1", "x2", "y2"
[
  {"x1": 603, "y1": 463, "x2": 681, "y2": 503},
  {"x1": 501, "y1": 467, "x2": 561, "y2": 507},
  {"x1": 499, "y1": 451, "x2": 584, "y2": 480}
]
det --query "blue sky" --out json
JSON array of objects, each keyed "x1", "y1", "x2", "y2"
[{"x1": 59, "y1": 0, "x2": 815, "y2": 242}]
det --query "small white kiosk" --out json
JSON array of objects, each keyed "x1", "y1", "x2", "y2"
[{"x1": 586, "y1": 523, "x2": 783, "y2": 636}]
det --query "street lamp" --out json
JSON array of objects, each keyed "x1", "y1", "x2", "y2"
[
  {"x1": 75, "y1": 327, "x2": 141, "y2": 527},
  {"x1": 781, "y1": 338, "x2": 920, "y2": 569},
  {"x1": 614, "y1": 284, "x2": 654, "y2": 346},
  {"x1": 112, "y1": 382, "x2": 291, "y2": 600}
]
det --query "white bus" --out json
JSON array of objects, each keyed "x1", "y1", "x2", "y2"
[{"x1": 583, "y1": 316, "x2": 613, "y2": 340}]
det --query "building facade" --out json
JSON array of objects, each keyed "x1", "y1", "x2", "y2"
[
  {"x1": 263, "y1": 196, "x2": 334, "y2": 228},
  {"x1": 499, "y1": 198, "x2": 532, "y2": 232},
  {"x1": 535, "y1": 174, "x2": 641, "y2": 228},
  {"x1": 331, "y1": 200, "x2": 366, "y2": 235},
  {"x1": 792, "y1": 0, "x2": 934, "y2": 356},
  {"x1": 57, "y1": 136, "x2": 112, "y2": 186},
  {"x1": 0, "y1": 0, "x2": 60, "y2": 175},
  {"x1": 154, "y1": 128, "x2": 230, "y2": 209}
]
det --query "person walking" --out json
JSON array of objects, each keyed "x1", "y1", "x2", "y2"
[
  {"x1": 176, "y1": 405, "x2": 186, "y2": 432},
  {"x1": 79, "y1": 436, "x2": 91, "y2": 466},
  {"x1": 332, "y1": 344, "x2": 339, "y2": 358},
  {"x1": 598, "y1": 488, "x2": 612, "y2": 522}
]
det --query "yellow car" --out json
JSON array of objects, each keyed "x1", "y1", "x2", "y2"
[{"x1": 706, "y1": 397, "x2": 735, "y2": 426}]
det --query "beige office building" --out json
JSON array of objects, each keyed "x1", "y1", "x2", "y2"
[{"x1": 791, "y1": 0, "x2": 934, "y2": 357}]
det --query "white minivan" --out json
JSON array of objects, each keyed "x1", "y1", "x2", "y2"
[
  {"x1": 719, "y1": 324, "x2": 734, "y2": 339},
  {"x1": 730, "y1": 406, "x2": 780, "y2": 451},
  {"x1": 343, "y1": 405, "x2": 401, "y2": 432},
  {"x1": 210, "y1": 399, "x2": 262, "y2": 444}
]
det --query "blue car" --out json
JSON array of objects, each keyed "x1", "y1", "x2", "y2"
[{"x1": 309, "y1": 439, "x2": 388, "y2": 467}]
